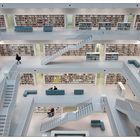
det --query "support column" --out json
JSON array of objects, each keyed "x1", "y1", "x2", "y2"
[{"x1": 5, "y1": 14, "x2": 15, "y2": 31}]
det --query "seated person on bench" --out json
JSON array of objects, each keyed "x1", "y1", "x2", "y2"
[
  {"x1": 48, "y1": 87, "x2": 53, "y2": 90},
  {"x1": 54, "y1": 86, "x2": 58, "y2": 90}
]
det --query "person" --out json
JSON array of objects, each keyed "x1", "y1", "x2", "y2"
[
  {"x1": 47, "y1": 107, "x2": 55, "y2": 117},
  {"x1": 54, "y1": 86, "x2": 58, "y2": 90},
  {"x1": 50, "y1": 107, "x2": 55, "y2": 116},
  {"x1": 48, "y1": 87, "x2": 53, "y2": 90},
  {"x1": 16, "y1": 54, "x2": 21, "y2": 64}
]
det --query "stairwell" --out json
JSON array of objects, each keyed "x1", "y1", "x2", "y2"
[
  {"x1": 40, "y1": 100, "x2": 94, "y2": 132},
  {"x1": 0, "y1": 63, "x2": 19, "y2": 136},
  {"x1": 115, "y1": 99, "x2": 140, "y2": 127},
  {"x1": 41, "y1": 35, "x2": 93, "y2": 65},
  {"x1": 0, "y1": 109, "x2": 7, "y2": 136}
]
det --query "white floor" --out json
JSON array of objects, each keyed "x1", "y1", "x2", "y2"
[
  {"x1": 27, "y1": 113, "x2": 112, "y2": 137},
  {"x1": 0, "y1": 55, "x2": 139, "y2": 136},
  {"x1": 9, "y1": 83, "x2": 135, "y2": 137}
]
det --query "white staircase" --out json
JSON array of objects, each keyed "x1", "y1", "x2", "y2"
[
  {"x1": 115, "y1": 99, "x2": 140, "y2": 127},
  {"x1": 41, "y1": 35, "x2": 93, "y2": 65},
  {"x1": 2, "y1": 83, "x2": 15, "y2": 108},
  {"x1": 0, "y1": 109, "x2": 7, "y2": 136},
  {"x1": 0, "y1": 63, "x2": 19, "y2": 136},
  {"x1": 40, "y1": 101, "x2": 94, "y2": 132}
]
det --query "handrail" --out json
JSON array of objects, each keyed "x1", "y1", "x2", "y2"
[
  {"x1": 40, "y1": 102, "x2": 93, "y2": 132},
  {"x1": 123, "y1": 62, "x2": 140, "y2": 98},
  {"x1": 2, "y1": 68, "x2": 20, "y2": 136},
  {"x1": 0, "y1": 77, "x2": 6, "y2": 102},
  {"x1": 21, "y1": 98, "x2": 34, "y2": 136},
  {"x1": 76, "y1": 98, "x2": 92, "y2": 108},
  {"x1": 115, "y1": 99, "x2": 140, "y2": 127},
  {"x1": 41, "y1": 35, "x2": 93, "y2": 64}
]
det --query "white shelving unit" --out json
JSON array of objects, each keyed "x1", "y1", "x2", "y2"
[
  {"x1": 79, "y1": 22, "x2": 92, "y2": 30},
  {"x1": 98, "y1": 22, "x2": 111, "y2": 30},
  {"x1": 105, "y1": 52, "x2": 119, "y2": 61},
  {"x1": 117, "y1": 82, "x2": 126, "y2": 97},
  {"x1": 86, "y1": 52, "x2": 100, "y2": 61},
  {"x1": 136, "y1": 22, "x2": 140, "y2": 30},
  {"x1": 117, "y1": 22, "x2": 131, "y2": 30}
]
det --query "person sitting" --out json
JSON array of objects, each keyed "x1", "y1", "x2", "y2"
[
  {"x1": 48, "y1": 87, "x2": 53, "y2": 90},
  {"x1": 54, "y1": 86, "x2": 58, "y2": 90}
]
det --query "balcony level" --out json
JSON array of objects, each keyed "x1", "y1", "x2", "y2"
[{"x1": 1, "y1": 30, "x2": 140, "y2": 41}]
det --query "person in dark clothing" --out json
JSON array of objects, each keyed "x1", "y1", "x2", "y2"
[
  {"x1": 50, "y1": 108, "x2": 55, "y2": 116},
  {"x1": 54, "y1": 86, "x2": 58, "y2": 90},
  {"x1": 49, "y1": 87, "x2": 53, "y2": 90},
  {"x1": 16, "y1": 54, "x2": 21, "y2": 64}
]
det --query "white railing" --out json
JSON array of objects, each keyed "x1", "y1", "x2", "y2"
[
  {"x1": 100, "y1": 96, "x2": 119, "y2": 136},
  {"x1": 115, "y1": 99, "x2": 140, "y2": 127},
  {"x1": 21, "y1": 98, "x2": 34, "y2": 136},
  {"x1": 41, "y1": 35, "x2": 93, "y2": 64},
  {"x1": 2, "y1": 74, "x2": 20, "y2": 136},
  {"x1": 122, "y1": 63, "x2": 140, "y2": 98},
  {"x1": 0, "y1": 77, "x2": 6, "y2": 103},
  {"x1": 8, "y1": 63, "x2": 17, "y2": 80},
  {"x1": 40, "y1": 102, "x2": 93, "y2": 132},
  {"x1": 40, "y1": 113, "x2": 68, "y2": 132},
  {"x1": 1, "y1": 66, "x2": 20, "y2": 136}
]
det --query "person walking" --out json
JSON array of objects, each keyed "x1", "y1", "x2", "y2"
[{"x1": 16, "y1": 54, "x2": 21, "y2": 64}]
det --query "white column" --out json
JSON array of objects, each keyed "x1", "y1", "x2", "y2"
[
  {"x1": 132, "y1": 14, "x2": 137, "y2": 29},
  {"x1": 124, "y1": 14, "x2": 128, "y2": 22}
]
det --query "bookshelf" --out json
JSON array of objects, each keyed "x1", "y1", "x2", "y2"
[
  {"x1": 75, "y1": 15, "x2": 124, "y2": 27},
  {"x1": 45, "y1": 73, "x2": 96, "y2": 84},
  {"x1": 106, "y1": 44, "x2": 139, "y2": 56},
  {"x1": 15, "y1": 15, "x2": 65, "y2": 27},
  {"x1": 79, "y1": 22, "x2": 92, "y2": 30},
  {"x1": 135, "y1": 15, "x2": 140, "y2": 28},
  {"x1": 86, "y1": 52, "x2": 100, "y2": 61},
  {"x1": 0, "y1": 44, "x2": 34, "y2": 56},
  {"x1": 98, "y1": 22, "x2": 111, "y2": 30},
  {"x1": 45, "y1": 44, "x2": 95, "y2": 56},
  {"x1": 105, "y1": 52, "x2": 119, "y2": 61},
  {"x1": 136, "y1": 22, "x2": 140, "y2": 30},
  {"x1": 20, "y1": 73, "x2": 35, "y2": 85},
  {"x1": 105, "y1": 73, "x2": 126, "y2": 84},
  {"x1": 0, "y1": 15, "x2": 6, "y2": 31},
  {"x1": 34, "y1": 106, "x2": 63, "y2": 114},
  {"x1": 117, "y1": 22, "x2": 131, "y2": 30}
]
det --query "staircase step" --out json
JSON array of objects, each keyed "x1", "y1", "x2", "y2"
[
  {"x1": 7, "y1": 85, "x2": 14, "y2": 87},
  {"x1": 0, "y1": 115, "x2": 6, "y2": 117},
  {"x1": 0, "y1": 119, "x2": 6, "y2": 121},
  {"x1": 5, "y1": 95, "x2": 12, "y2": 97},
  {"x1": 3, "y1": 105, "x2": 9, "y2": 107},
  {"x1": 4, "y1": 99, "x2": 12, "y2": 101},
  {"x1": 0, "y1": 122, "x2": 5, "y2": 124},
  {"x1": 3, "y1": 102, "x2": 10, "y2": 104}
]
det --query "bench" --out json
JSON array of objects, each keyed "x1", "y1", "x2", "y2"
[
  {"x1": 15, "y1": 26, "x2": 33, "y2": 32},
  {"x1": 128, "y1": 60, "x2": 140, "y2": 68},
  {"x1": 74, "y1": 89, "x2": 84, "y2": 95},
  {"x1": 43, "y1": 25, "x2": 53, "y2": 32},
  {"x1": 91, "y1": 120, "x2": 105, "y2": 131},
  {"x1": 46, "y1": 90, "x2": 65, "y2": 95},
  {"x1": 23, "y1": 90, "x2": 37, "y2": 97}
]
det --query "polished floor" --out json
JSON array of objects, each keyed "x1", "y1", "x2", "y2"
[
  {"x1": 0, "y1": 55, "x2": 138, "y2": 136},
  {"x1": 10, "y1": 83, "x2": 135, "y2": 136}
]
